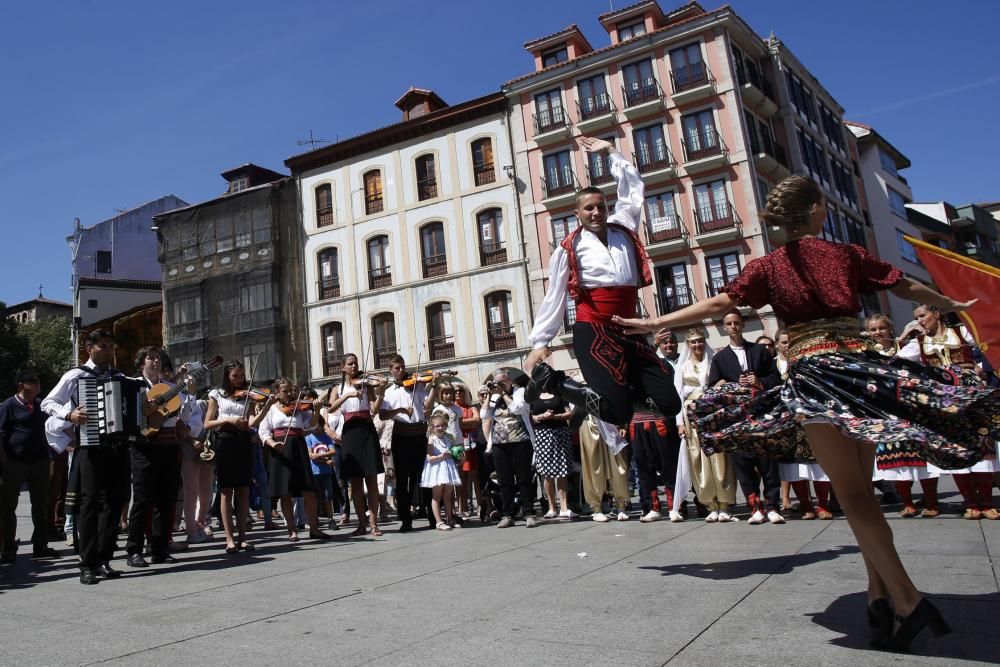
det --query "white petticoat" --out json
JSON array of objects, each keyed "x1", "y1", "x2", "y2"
[
  {"x1": 420, "y1": 459, "x2": 462, "y2": 488},
  {"x1": 880, "y1": 465, "x2": 939, "y2": 483},
  {"x1": 779, "y1": 462, "x2": 829, "y2": 482}
]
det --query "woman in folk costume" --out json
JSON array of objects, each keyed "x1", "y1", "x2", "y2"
[
  {"x1": 672, "y1": 328, "x2": 736, "y2": 522},
  {"x1": 898, "y1": 305, "x2": 999, "y2": 520},
  {"x1": 615, "y1": 174, "x2": 1000, "y2": 651},
  {"x1": 866, "y1": 314, "x2": 940, "y2": 517}
]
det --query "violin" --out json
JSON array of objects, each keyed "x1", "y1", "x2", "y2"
[
  {"x1": 349, "y1": 373, "x2": 388, "y2": 388},
  {"x1": 232, "y1": 387, "x2": 272, "y2": 402},
  {"x1": 400, "y1": 370, "x2": 456, "y2": 388},
  {"x1": 279, "y1": 401, "x2": 316, "y2": 416}
]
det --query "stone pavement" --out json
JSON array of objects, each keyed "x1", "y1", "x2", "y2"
[{"x1": 1, "y1": 484, "x2": 998, "y2": 666}]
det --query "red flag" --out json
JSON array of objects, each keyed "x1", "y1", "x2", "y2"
[{"x1": 905, "y1": 235, "x2": 1000, "y2": 368}]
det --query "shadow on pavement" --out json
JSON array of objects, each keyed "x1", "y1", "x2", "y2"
[{"x1": 639, "y1": 545, "x2": 860, "y2": 580}]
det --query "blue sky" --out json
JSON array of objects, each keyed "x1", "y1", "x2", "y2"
[{"x1": 2, "y1": 0, "x2": 998, "y2": 306}]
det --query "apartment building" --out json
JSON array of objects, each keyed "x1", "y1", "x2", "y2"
[{"x1": 285, "y1": 89, "x2": 533, "y2": 387}]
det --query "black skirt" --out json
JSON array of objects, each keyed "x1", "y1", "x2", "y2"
[
  {"x1": 214, "y1": 430, "x2": 254, "y2": 488},
  {"x1": 339, "y1": 419, "x2": 384, "y2": 480},
  {"x1": 267, "y1": 434, "x2": 316, "y2": 497}
]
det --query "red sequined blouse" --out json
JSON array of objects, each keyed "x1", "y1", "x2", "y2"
[{"x1": 721, "y1": 237, "x2": 904, "y2": 325}]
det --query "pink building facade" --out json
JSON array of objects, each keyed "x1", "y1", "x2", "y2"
[{"x1": 503, "y1": 1, "x2": 791, "y2": 360}]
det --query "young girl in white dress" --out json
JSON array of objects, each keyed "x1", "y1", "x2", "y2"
[{"x1": 420, "y1": 413, "x2": 462, "y2": 530}]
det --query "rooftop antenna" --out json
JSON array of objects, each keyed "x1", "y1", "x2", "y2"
[
  {"x1": 297, "y1": 129, "x2": 331, "y2": 150},
  {"x1": 38, "y1": 284, "x2": 43, "y2": 299}
]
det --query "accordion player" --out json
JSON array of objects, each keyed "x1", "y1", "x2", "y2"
[{"x1": 77, "y1": 376, "x2": 149, "y2": 446}]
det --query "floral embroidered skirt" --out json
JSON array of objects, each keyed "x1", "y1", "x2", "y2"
[{"x1": 690, "y1": 318, "x2": 1000, "y2": 471}]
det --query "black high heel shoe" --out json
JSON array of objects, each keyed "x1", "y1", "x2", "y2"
[
  {"x1": 867, "y1": 599, "x2": 894, "y2": 639},
  {"x1": 875, "y1": 598, "x2": 951, "y2": 652}
]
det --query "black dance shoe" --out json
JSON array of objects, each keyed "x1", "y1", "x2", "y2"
[
  {"x1": 553, "y1": 375, "x2": 602, "y2": 430},
  {"x1": 866, "y1": 599, "x2": 894, "y2": 640},
  {"x1": 79, "y1": 567, "x2": 98, "y2": 585},
  {"x1": 127, "y1": 553, "x2": 148, "y2": 568},
  {"x1": 526, "y1": 362, "x2": 561, "y2": 402},
  {"x1": 97, "y1": 562, "x2": 121, "y2": 579},
  {"x1": 873, "y1": 598, "x2": 951, "y2": 652}
]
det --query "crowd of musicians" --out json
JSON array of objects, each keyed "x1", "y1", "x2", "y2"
[{"x1": 0, "y1": 298, "x2": 997, "y2": 586}]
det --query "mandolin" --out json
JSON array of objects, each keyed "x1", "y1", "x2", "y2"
[{"x1": 143, "y1": 356, "x2": 223, "y2": 438}]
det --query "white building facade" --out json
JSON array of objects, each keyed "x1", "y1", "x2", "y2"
[{"x1": 286, "y1": 90, "x2": 534, "y2": 387}]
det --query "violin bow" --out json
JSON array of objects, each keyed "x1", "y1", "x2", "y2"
[{"x1": 241, "y1": 352, "x2": 262, "y2": 420}]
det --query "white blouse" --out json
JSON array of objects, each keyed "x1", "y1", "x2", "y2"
[{"x1": 258, "y1": 404, "x2": 313, "y2": 442}]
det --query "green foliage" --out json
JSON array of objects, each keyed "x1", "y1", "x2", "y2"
[{"x1": 0, "y1": 304, "x2": 72, "y2": 395}]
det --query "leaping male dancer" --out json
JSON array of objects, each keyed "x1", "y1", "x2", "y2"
[{"x1": 524, "y1": 136, "x2": 680, "y2": 428}]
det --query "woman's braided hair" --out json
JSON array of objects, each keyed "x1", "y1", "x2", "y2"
[{"x1": 758, "y1": 175, "x2": 824, "y2": 231}]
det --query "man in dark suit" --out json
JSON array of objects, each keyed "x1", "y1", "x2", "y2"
[{"x1": 707, "y1": 309, "x2": 784, "y2": 525}]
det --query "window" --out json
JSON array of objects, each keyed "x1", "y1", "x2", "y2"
[
  {"x1": 541, "y1": 45, "x2": 568, "y2": 67},
  {"x1": 577, "y1": 74, "x2": 610, "y2": 120},
  {"x1": 315, "y1": 184, "x2": 333, "y2": 227},
  {"x1": 622, "y1": 58, "x2": 657, "y2": 106},
  {"x1": 420, "y1": 222, "x2": 447, "y2": 278},
  {"x1": 372, "y1": 313, "x2": 397, "y2": 368},
  {"x1": 197, "y1": 221, "x2": 216, "y2": 256},
  {"x1": 694, "y1": 180, "x2": 732, "y2": 232},
  {"x1": 252, "y1": 206, "x2": 270, "y2": 243},
  {"x1": 656, "y1": 263, "x2": 693, "y2": 313},
  {"x1": 367, "y1": 235, "x2": 391, "y2": 289},
  {"x1": 181, "y1": 222, "x2": 198, "y2": 260},
  {"x1": 633, "y1": 124, "x2": 670, "y2": 171},
  {"x1": 471, "y1": 138, "x2": 495, "y2": 186},
  {"x1": 87, "y1": 299, "x2": 98, "y2": 309},
  {"x1": 617, "y1": 20, "x2": 646, "y2": 41},
  {"x1": 216, "y1": 218, "x2": 233, "y2": 253},
  {"x1": 317, "y1": 248, "x2": 339, "y2": 299},
  {"x1": 551, "y1": 214, "x2": 579, "y2": 246},
  {"x1": 823, "y1": 206, "x2": 845, "y2": 243},
  {"x1": 785, "y1": 71, "x2": 816, "y2": 123},
  {"x1": 171, "y1": 295, "x2": 202, "y2": 325},
  {"x1": 478, "y1": 208, "x2": 506, "y2": 265},
  {"x1": 644, "y1": 192, "x2": 680, "y2": 241},
  {"x1": 542, "y1": 150, "x2": 574, "y2": 196},
  {"x1": 230, "y1": 176, "x2": 249, "y2": 194},
  {"x1": 415, "y1": 154, "x2": 437, "y2": 200},
  {"x1": 879, "y1": 149, "x2": 898, "y2": 177},
  {"x1": 235, "y1": 211, "x2": 252, "y2": 248},
  {"x1": 669, "y1": 43, "x2": 708, "y2": 92},
  {"x1": 682, "y1": 110, "x2": 720, "y2": 161},
  {"x1": 534, "y1": 88, "x2": 565, "y2": 133},
  {"x1": 240, "y1": 282, "x2": 272, "y2": 313},
  {"x1": 427, "y1": 302, "x2": 455, "y2": 360},
  {"x1": 363, "y1": 170, "x2": 383, "y2": 215},
  {"x1": 706, "y1": 252, "x2": 740, "y2": 295},
  {"x1": 756, "y1": 177, "x2": 770, "y2": 207},
  {"x1": 243, "y1": 342, "x2": 277, "y2": 383},
  {"x1": 485, "y1": 291, "x2": 516, "y2": 351},
  {"x1": 320, "y1": 322, "x2": 344, "y2": 376},
  {"x1": 563, "y1": 297, "x2": 577, "y2": 332},
  {"x1": 95, "y1": 250, "x2": 112, "y2": 273},
  {"x1": 888, "y1": 187, "x2": 908, "y2": 218}
]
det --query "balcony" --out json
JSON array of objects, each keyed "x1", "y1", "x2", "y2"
[
  {"x1": 541, "y1": 170, "x2": 580, "y2": 208},
  {"x1": 633, "y1": 148, "x2": 676, "y2": 181},
  {"x1": 417, "y1": 177, "x2": 438, "y2": 201},
  {"x1": 533, "y1": 108, "x2": 571, "y2": 145},
  {"x1": 587, "y1": 155, "x2": 615, "y2": 192},
  {"x1": 316, "y1": 206, "x2": 334, "y2": 228},
  {"x1": 368, "y1": 266, "x2": 392, "y2": 290},
  {"x1": 488, "y1": 326, "x2": 518, "y2": 352},
  {"x1": 428, "y1": 335, "x2": 456, "y2": 361},
  {"x1": 317, "y1": 278, "x2": 340, "y2": 301},
  {"x1": 374, "y1": 345, "x2": 397, "y2": 370},
  {"x1": 238, "y1": 307, "x2": 279, "y2": 331},
  {"x1": 322, "y1": 357, "x2": 342, "y2": 378},
  {"x1": 749, "y1": 134, "x2": 790, "y2": 178},
  {"x1": 621, "y1": 80, "x2": 665, "y2": 119},
  {"x1": 576, "y1": 93, "x2": 616, "y2": 132},
  {"x1": 422, "y1": 253, "x2": 447, "y2": 279},
  {"x1": 735, "y1": 63, "x2": 777, "y2": 116},
  {"x1": 365, "y1": 194, "x2": 384, "y2": 216},
  {"x1": 645, "y1": 214, "x2": 687, "y2": 252},
  {"x1": 474, "y1": 162, "x2": 496, "y2": 186},
  {"x1": 694, "y1": 202, "x2": 742, "y2": 243},
  {"x1": 670, "y1": 62, "x2": 715, "y2": 104},
  {"x1": 480, "y1": 242, "x2": 508, "y2": 266},
  {"x1": 681, "y1": 128, "x2": 729, "y2": 173},
  {"x1": 170, "y1": 320, "x2": 207, "y2": 344},
  {"x1": 657, "y1": 288, "x2": 694, "y2": 315}
]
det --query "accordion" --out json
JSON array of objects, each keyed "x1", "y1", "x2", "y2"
[{"x1": 77, "y1": 377, "x2": 148, "y2": 446}]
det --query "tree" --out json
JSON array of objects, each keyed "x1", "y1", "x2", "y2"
[
  {"x1": 18, "y1": 315, "x2": 73, "y2": 391},
  {"x1": 0, "y1": 302, "x2": 30, "y2": 396}
]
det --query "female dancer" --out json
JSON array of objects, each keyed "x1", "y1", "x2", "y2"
[
  {"x1": 674, "y1": 329, "x2": 736, "y2": 522},
  {"x1": 203, "y1": 360, "x2": 273, "y2": 552},
  {"x1": 900, "y1": 305, "x2": 998, "y2": 519},
  {"x1": 327, "y1": 353, "x2": 387, "y2": 536},
  {"x1": 258, "y1": 378, "x2": 331, "y2": 542},
  {"x1": 866, "y1": 314, "x2": 940, "y2": 518},
  {"x1": 615, "y1": 175, "x2": 999, "y2": 650}
]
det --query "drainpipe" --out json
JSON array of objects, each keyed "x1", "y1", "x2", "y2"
[{"x1": 502, "y1": 95, "x2": 536, "y2": 335}]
